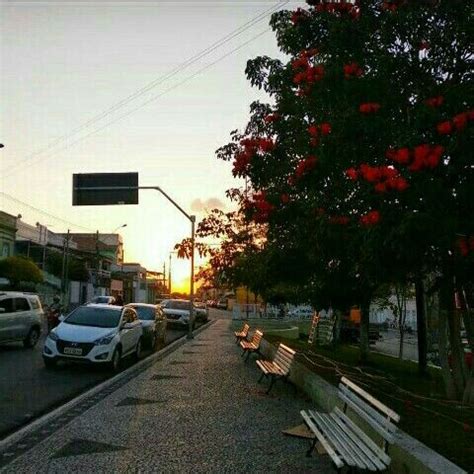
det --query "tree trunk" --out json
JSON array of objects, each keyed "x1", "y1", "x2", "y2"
[
  {"x1": 438, "y1": 307, "x2": 457, "y2": 399},
  {"x1": 360, "y1": 301, "x2": 370, "y2": 364},
  {"x1": 399, "y1": 328, "x2": 405, "y2": 359},
  {"x1": 415, "y1": 278, "x2": 428, "y2": 375}
]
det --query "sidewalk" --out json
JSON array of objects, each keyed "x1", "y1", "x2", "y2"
[{"x1": 0, "y1": 319, "x2": 333, "y2": 473}]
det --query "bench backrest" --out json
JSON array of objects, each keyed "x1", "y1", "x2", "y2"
[
  {"x1": 241, "y1": 323, "x2": 250, "y2": 336},
  {"x1": 251, "y1": 330, "x2": 263, "y2": 347},
  {"x1": 338, "y1": 377, "x2": 400, "y2": 446},
  {"x1": 273, "y1": 343, "x2": 296, "y2": 375}
]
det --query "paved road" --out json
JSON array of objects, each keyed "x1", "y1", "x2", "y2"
[
  {"x1": 372, "y1": 329, "x2": 419, "y2": 362},
  {"x1": 0, "y1": 312, "x2": 225, "y2": 439}
]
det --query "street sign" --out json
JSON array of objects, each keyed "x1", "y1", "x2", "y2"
[{"x1": 72, "y1": 172, "x2": 139, "y2": 206}]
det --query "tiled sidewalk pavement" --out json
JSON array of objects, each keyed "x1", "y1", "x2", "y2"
[{"x1": 0, "y1": 319, "x2": 333, "y2": 473}]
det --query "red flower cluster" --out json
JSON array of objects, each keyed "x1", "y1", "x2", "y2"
[
  {"x1": 233, "y1": 136, "x2": 276, "y2": 176},
  {"x1": 456, "y1": 236, "x2": 474, "y2": 257},
  {"x1": 410, "y1": 144, "x2": 444, "y2": 171},
  {"x1": 343, "y1": 62, "x2": 363, "y2": 79},
  {"x1": 386, "y1": 144, "x2": 444, "y2": 171},
  {"x1": 424, "y1": 96, "x2": 444, "y2": 107},
  {"x1": 437, "y1": 111, "x2": 473, "y2": 135},
  {"x1": 359, "y1": 102, "x2": 381, "y2": 114},
  {"x1": 381, "y1": 0, "x2": 405, "y2": 12},
  {"x1": 295, "y1": 155, "x2": 318, "y2": 178},
  {"x1": 251, "y1": 191, "x2": 275, "y2": 223},
  {"x1": 291, "y1": 8, "x2": 309, "y2": 25},
  {"x1": 419, "y1": 41, "x2": 430, "y2": 51},
  {"x1": 264, "y1": 113, "x2": 280, "y2": 123},
  {"x1": 360, "y1": 210, "x2": 380, "y2": 226},
  {"x1": 293, "y1": 65, "x2": 325, "y2": 85},
  {"x1": 280, "y1": 193, "x2": 290, "y2": 204},
  {"x1": 358, "y1": 164, "x2": 409, "y2": 192},
  {"x1": 232, "y1": 150, "x2": 252, "y2": 177},
  {"x1": 329, "y1": 215, "x2": 350, "y2": 225},
  {"x1": 312, "y1": 1, "x2": 359, "y2": 19},
  {"x1": 292, "y1": 51, "x2": 325, "y2": 96},
  {"x1": 308, "y1": 122, "x2": 332, "y2": 139}
]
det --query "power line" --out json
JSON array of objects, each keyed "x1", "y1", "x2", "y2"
[
  {"x1": 3, "y1": 27, "x2": 273, "y2": 177},
  {"x1": 0, "y1": 191, "x2": 94, "y2": 232},
  {"x1": 3, "y1": 1, "x2": 288, "y2": 178}
]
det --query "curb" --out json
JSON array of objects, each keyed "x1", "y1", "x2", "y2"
[{"x1": 0, "y1": 319, "x2": 215, "y2": 454}]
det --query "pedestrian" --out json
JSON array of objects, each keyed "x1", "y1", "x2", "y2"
[
  {"x1": 47, "y1": 296, "x2": 63, "y2": 333},
  {"x1": 115, "y1": 294, "x2": 124, "y2": 306}
]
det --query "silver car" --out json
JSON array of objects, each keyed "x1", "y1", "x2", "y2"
[
  {"x1": 126, "y1": 303, "x2": 167, "y2": 350},
  {"x1": 0, "y1": 292, "x2": 43, "y2": 348}
]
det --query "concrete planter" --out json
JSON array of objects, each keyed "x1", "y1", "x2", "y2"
[{"x1": 259, "y1": 338, "x2": 466, "y2": 474}]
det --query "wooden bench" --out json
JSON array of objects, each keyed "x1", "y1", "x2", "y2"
[
  {"x1": 256, "y1": 343, "x2": 296, "y2": 394},
  {"x1": 234, "y1": 323, "x2": 250, "y2": 345},
  {"x1": 240, "y1": 330, "x2": 263, "y2": 362},
  {"x1": 301, "y1": 376, "x2": 400, "y2": 472}
]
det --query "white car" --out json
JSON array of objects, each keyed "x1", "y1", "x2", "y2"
[
  {"x1": 43, "y1": 304, "x2": 143, "y2": 372},
  {"x1": 161, "y1": 299, "x2": 192, "y2": 327}
]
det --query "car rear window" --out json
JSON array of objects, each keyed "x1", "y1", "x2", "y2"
[
  {"x1": 169, "y1": 301, "x2": 190, "y2": 310},
  {"x1": 132, "y1": 306, "x2": 155, "y2": 321},
  {"x1": 66, "y1": 306, "x2": 121, "y2": 328}
]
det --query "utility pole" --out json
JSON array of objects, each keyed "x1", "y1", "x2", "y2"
[
  {"x1": 168, "y1": 253, "x2": 172, "y2": 295},
  {"x1": 61, "y1": 229, "x2": 70, "y2": 300}
]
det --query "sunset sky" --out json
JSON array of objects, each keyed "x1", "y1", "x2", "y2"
[{"x1": 0, "y1": 1, "x2": 303, "y2": 292}]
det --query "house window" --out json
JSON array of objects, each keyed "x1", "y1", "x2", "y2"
[{"x1": 2, "y1": 243, "x2": 10, "y2": 257}]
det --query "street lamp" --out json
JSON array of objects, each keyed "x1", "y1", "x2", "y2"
[{"x1": 111, "y1": 224, "x2": 127, "y2": 233}]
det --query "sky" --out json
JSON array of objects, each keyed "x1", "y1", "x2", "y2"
[{"x1": 0, "y1": 0, "x2": 303, "y2": 292}]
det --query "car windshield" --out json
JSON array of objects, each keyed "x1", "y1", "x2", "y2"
[
  {"x1": 168, "y1": 301, "x2": 190, "y2": 310},
  {"x1": 65, "y1": 306, "x2": 121, "y2": 328},
  {"x1": 131, "y1": 306, "x2": 155, "y2": 321}
]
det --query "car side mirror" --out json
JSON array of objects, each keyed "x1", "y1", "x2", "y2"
[{"x1": 121, "y1": 322, "x2": 132, "y2": 330}]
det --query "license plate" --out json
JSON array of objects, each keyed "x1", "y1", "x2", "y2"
[{"x1": 64, "y1": 347, "x2": 83, "y2": 356}]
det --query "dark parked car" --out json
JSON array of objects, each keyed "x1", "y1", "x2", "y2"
[{"x1": 126, "y1": 303, "x2": 167, "y2": 349}]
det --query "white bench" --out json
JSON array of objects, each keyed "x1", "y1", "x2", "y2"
[
  {"x1": 301, "y1": 377, "x2": 400, "y2": 472},
  {"x1": 256, "y1": 343, "x2": 296, "y2": 394},
  {"x1": 239, "y1": 329, "x2": 263, "y2": 362}
]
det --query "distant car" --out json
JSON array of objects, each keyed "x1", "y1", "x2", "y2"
[
  {"x1": 126, "y1": 303, "x2": 167, "y2": 349},
  {"x1": 216, "y1": 299, "x2": 227, "y2": 310},
  {"x1": 43, "y1": 304, "x2": 143, "y2": 372},
  {"x1": 89, "y1": 296, "x2": 116, "y2": 305},
  {"x1": 0, "y1": 292, "x2": 43, "y2": 348},
  {"x1": 161, "y1": 299, "x2": 208, "y2": 326},
  {"x1": 194, "y1": 302, "x2": 209, "y2": 323}
]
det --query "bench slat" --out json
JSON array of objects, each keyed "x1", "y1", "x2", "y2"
[
  {"x1": 308, "y1": 410, "x2": 363, "y2": 469},
  {"x1": 339, "y1": 392, "x2": 395, "y2": 444},
  {"x1": 322, "y1": 411, "x2": 381, "y2": 471},
  {"x1": 329, "y1": 412, "x2": 386, "y2": 471},
  {"x1": 340, "y1": 377, "x2": 400, "y2": 422},
  {"x1": 300, "y1": 410, "x2": 344, "y2": 469},
  {"x1": 339, "y1": 385, "x2": 397, "y2": 434},
  {"x1": 334, "y1": 407, "x2": 391, "y2": 466}
]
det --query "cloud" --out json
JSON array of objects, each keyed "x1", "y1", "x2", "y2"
[{"x1": 191, "y1": 197, "x2": 226, "y2": 213}]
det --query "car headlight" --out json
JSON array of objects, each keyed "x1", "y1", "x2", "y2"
[
  {"x1": 94, "y1": 333, "x2": 116, "y2": 346},
  {"x1": 48, "y1": 331, "x2": 59, "y2": 341}
]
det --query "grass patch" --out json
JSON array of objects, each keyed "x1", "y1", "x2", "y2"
[{"x1": 266, "y1": 334, "x2": 474, "y2": 472}]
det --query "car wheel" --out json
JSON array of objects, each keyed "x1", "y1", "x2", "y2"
[
  {"x1": 110, "y1": 348, "x2": 121, "y2": 373},
  {"x1": 43, "y1": 357, "x2": 57, "y2": 369},
  {"x1": 135, "y1": 338, "x2": 143, "y2": 360},
  {"x1": 23, "y1": 328, "x2": 40, "y2": 348}
]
